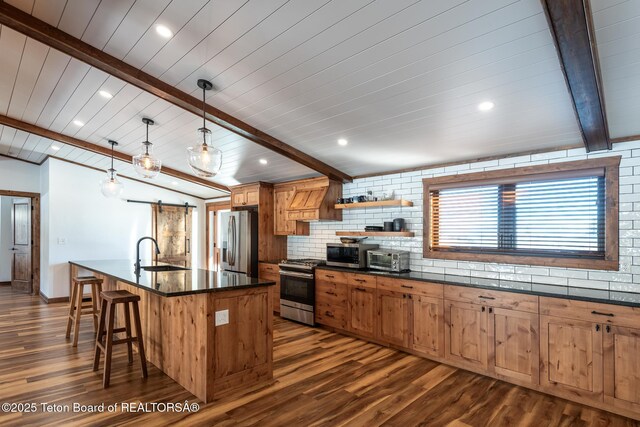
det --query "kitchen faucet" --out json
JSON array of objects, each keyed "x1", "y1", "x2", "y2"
[{"x1": 135, "y1": 236, "x2": 161, "y2": 274}]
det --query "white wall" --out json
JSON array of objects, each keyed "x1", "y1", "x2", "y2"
[
  {"x1": 288, "y1": 140, "x2": 640, "y2": 293},
  {"x1": 0, "y1": 157, "x2": 40, "y2": 193},
  {"x1": 41, "y1": 158, "x2": 206, "y2": 298},
  {"x1": 0, "y1": 197, "x2": 11, "y2": 282}
]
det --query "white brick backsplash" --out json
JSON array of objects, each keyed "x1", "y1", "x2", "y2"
[{"x1": 287, "y1": 141, "x2": 640, "y2": 293}]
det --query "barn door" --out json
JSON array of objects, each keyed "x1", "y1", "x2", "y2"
[
  {"x1": 11, "y1": 198, "x2": 32, "y2": 293},
  {"x1": 151, "y1": 205, "x2": 193, "y2": 268}
]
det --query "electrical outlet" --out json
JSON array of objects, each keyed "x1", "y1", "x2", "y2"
[
  {"x1": 215, "y1": 309, "x2": 229, "y2": 326},
  {"x1": 57, "y1": 237, "x2": 67, "y2": 245}
]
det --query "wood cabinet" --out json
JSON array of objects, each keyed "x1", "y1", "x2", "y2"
[
  {"x1": 411, "y1": 294, "x2": 444, "y2": 357},
  {"x1": 315, "y1": 270, "x2": 348, "y2": 329},
  {"x1": 377, "y1": 289, "x2": 410, "y2": 347},
  {"x1": 231, "y1": 184, "x2": 260, "y2": 208},
  {"x1": 347, "y1": 274, "x2": 376, "y2": 338},
  {"x1": 604, "y1": 325, "x2": 640, "y2": 413},
  {"x1": 258, "y1": 262, "x2": 280, "y2": 313},
  {"x1": 540, "y1": 315, "x2": 603, "y2": 400},
  {"x1": 282, "y1": 177, "x2": 342, "y2": 222},
  {"x1": 273, "y1": 185, "x2": 309, "y2": 236},
  {"x1": 444, "y1": 300, "x2": 488, "y2": 370}
]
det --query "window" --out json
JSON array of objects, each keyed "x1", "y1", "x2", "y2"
[{"x1": 423, "y1": 157, "x2": 620, "y2": 270}]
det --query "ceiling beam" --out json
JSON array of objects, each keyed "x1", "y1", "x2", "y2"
[
  {"x1": 0, "y1": 114, "x2": 229, "y2": 193},
  {"x1": 541, "y1": 0, "x2": 610, "y2": 152},
  {"x1": 0, "y1": 2, "x2": 353, "y2": 183}
]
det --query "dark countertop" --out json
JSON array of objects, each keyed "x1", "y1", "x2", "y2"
[
  {"x1": 317, "y1": 266, "x2": 640, "y2": 308},
  {"x1": 70, "y1": 260, "x2": 275, "y2": 297}
]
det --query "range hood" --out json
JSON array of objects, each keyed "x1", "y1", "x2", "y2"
[{"x1": 285, "y1": 177, "x2": 342, "y2": 222}]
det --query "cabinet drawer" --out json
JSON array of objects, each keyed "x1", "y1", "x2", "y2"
[
  {"x1": 316, "y1": 301, "x2": 347, "y2": 329},
  {"x1": 445, "y1": 285, "x2": 538, "y2": 314},
  {"x1": 348, "y1": 273, "x2": 376, "y2": 289},
  {"x1": 258, "y1": 263, "x2": 279, "y2": 277},
  {"x1": 316, "y1": 280, "x2": 348, "y2": 304},
  {"x1": 540, "y1": 297, "x2": 640, "y2": 327},
  {"x1": 316, "y1": 269, "x2": 349, "y2": 284},
  {"x1": 377, "y1": 277, "x2": 443, "y2": 298}
]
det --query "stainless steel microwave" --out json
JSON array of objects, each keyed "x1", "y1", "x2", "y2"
[
  {"x1": 367, "y1": 249, "x2": 410, "y2": 273},
  {"x1": 326, "y1": 243, "x2": 379, "y2": 269}
]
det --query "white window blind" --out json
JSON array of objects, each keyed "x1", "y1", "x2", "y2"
[{"x1": 430, "y1": 175, "x2": 605, "y2": 259}]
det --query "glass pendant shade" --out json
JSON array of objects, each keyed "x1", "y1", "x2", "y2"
[
  {"x1": 133, "y1": 118, "x2": 161, "y2": 178},
  {"x1": 100, "y1": 168, "x2": 124, "y2": 198},
  {"x1": 188, "y1": 127, "x2": 222, "y2": 177},
  {"x1": 133, "y1": 142, "x2": 162, "y2": 178},
  {"x1": 187, "y1": 79, "x2": 223, "y2": 178}
]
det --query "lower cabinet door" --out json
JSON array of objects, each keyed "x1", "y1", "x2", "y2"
[
  {"x1": 444, "y1": 300, "x2": 488, "y2": 370},
  {"x1": 411, "y1": 295, "x2": 444, "y2": 357},
  {"x1": 488, "y1": 307, "x2": 539, "y2": 385},
  {"x1": 604, "y1": 325, "x2": 640, "y2": 412},
  {"x1": 377, "y1": 290, "x2": 409, "y2": 347},
  {"x1": 540, "y1": 315, "x2": 603, "y2": 401},
  {"x1": 349, "y1": 285, "x2": 376, "y2": 338}
]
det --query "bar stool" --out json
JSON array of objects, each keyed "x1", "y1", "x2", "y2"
[
  {"x1": 66, "y1": 276, "x2": 103, "y2": 347},
  {"x1": 93, "y1": 290, "x2": 148, "y2": 388}
]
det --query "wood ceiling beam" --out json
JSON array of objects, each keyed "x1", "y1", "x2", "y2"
[
  {"x1": 541, "y1": 0, "x2": 610, "y2": 152},
  {"x1": 0, "y1": 2, "x2": 353, "y2": 183},
  {"x1": 0, "y1": 114, "x2": 229, "y2": 193}
]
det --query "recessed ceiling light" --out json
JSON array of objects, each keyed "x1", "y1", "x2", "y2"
[
  {"x1": 337, "y1": 138, "x2": 348, "y2": 146},
  {"x1": 98, "y1": 90, "x2": 113, "y2": 99},
  {"x1": 259, "y1": 158, "x2": 268, "y2": 165},
  {"x1": 73, "y1": 120, "x2": 84, "y2": 127},
  {"x1": 155, "y1": 24, "x2": 173, "y2": 39},
  {"x1": 478, "y1": 101, "x2": 494, "y2": 112},
  {"x1": 51, "y1": 145, "x2": 61, "y2": 151}
]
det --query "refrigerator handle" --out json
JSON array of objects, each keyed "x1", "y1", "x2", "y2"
[{"x1": 227, "y1": 217, "x2": 233, "y2": 265}]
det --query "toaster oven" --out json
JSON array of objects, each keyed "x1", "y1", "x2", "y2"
[{"x1": 367, "y1": 249, "x2": 410, "y2": 273}]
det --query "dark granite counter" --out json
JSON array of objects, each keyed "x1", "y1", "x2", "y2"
[
  {"x1": 69, "y1": 260, "x2": 275, "y2": 297},
  {"x1": 318, "y1": 266, "x2": 640, "y2": 308}
]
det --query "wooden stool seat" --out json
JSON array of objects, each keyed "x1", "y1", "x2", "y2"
[
  {"x1": 100, "y1": 290, "x2": 141, "y2": 304},
  {"x1": 93, "y1": 290, "x2": 147, "y2": 388},
  {"x1": 66, "y1": 276, "x2": 103, "y2": 347}
]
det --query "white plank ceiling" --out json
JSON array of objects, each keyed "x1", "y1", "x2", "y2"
[
  {"x1": 591, "y1": 0, "x2": 640, "y2": 140},
  {"x1": 0, "y1": 0, "x2": 592, "y2": 189}
]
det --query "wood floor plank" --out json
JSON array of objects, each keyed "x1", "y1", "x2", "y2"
[{"x1": 0, "y1": 287, "x2": 636, "y2": 426}]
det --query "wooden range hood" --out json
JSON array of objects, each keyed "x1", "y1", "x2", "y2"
[{"x1": 285, "y1": 177, "x2": 342, "y2": 222}]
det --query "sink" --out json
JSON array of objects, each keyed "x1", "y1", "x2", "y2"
[{"x1": 141, "y1": 265, "x2": 190, "y2": 272}]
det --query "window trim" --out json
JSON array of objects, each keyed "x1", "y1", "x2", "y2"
[{"x1": 422, "y1": 157, "x2": 620, "y2": 271}]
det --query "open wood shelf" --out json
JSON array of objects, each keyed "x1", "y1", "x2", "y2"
[
  {"x1": 335, "y1": 199, "x2": 413, "y2": 209},
  {"x1": 335, "y1": 231, "x2": 415, "y2": 237}
]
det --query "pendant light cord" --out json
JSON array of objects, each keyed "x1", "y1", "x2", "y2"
[
  {"x1": 110, "y1": 142, "x2": 114, "y2": 170},
  {"x1": 145, "y1": 121, "x2": 150, "y2": 155}
]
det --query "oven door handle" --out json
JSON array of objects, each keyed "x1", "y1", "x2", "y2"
[{"x1": 279, "y1": 270, "x2": 314, "y2": 280}]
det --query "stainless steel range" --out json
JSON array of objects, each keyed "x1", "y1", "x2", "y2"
[{"x1": 279, "y1": 258, "x2": 326, "y2": 326}]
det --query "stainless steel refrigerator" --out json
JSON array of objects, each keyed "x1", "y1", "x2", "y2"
[{"x1": 220, "y1": 210, "x2": 258, "y2": 277}]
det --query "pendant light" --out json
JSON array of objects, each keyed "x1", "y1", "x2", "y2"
[
  {"x1": 100, "y1": 140, "x2": 124, "y2": 198},
  {"x1": 187, "y1": 79, "x2": 222, "y2": 177},
  {"x1": 133, "y1": 117, "x2": 161, "y2": 178}
]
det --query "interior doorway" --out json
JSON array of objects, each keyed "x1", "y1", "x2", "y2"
[
  {"x1": 0, "y1": 191, "x2": 40, "y2": 295},
  {"x1": 206, "y1": 201, "x2": 231, "y2": 271}
]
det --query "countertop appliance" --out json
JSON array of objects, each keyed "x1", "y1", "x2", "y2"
[
  {"x1": 326, "y1": 242, "x2": 379, "y2": 269},
  {"x1": 220, "y1": 211, "x2": 258, "y2": 277},
  {"x1": 279, "y1": 258, "x2": 326, "y2": 326},
  {"x1": 367, "y1": 249, "x2": 411, "y2": 273}
]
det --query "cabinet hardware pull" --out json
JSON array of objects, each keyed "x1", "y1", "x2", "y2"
[
  {"x1": 408, "y1": 295, "x2": 413, "y2": 300},
  {"x1": 606, "y1": 325, "x2": 611, "y2": 333},
  {"x1": 478, "y1": 296, "x2": 495, "y2": 300},
  {"x1": 326, "y1": 275, "x2": 335, "y2": 278},
  {"x1": 402, "y1": 294, "x2": 406, "y2": 299},
  {"x1": 401, "y1": 285, "x2": 414, "y2": 289},
  {"x1": 325, "y1": 311, "x2": 334, "y2": 318},
  {"x1": 591, "y1": 310, "x2": 614, "y2": 317},
  {"x1": 355, "y1": 287, "x2": 366, "y2": 292},
  {"x1": 327, "y1": 291, "x2": 337, "y2": 296},
  {"x1": 596, "y1": 325, "x2": 600, "y2": 332},
  {"x1": 354, "y1": 279, "x2": 365, "y2": 283},
  {"x1": 481, "y1": 307, "x2": 485, "y2": 312},
  {"x1": 489, "y1": 307, "x2": 493, "y2": 314}
]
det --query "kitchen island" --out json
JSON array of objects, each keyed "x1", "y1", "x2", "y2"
[{"x1": 69, "y1": 260, "x2": 275, "y2": 403}]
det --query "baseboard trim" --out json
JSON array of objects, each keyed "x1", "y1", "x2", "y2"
[
  {"x1": 0, "y1": 281, "x2": 10, "y2": 286},
  {"x1": 39, "y1": 291, "x2": 69, "y2": 304}
]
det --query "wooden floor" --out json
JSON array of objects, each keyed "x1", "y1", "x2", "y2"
[{"x1": 0, "y1": 286, "x2": 637, "y2": 427}]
